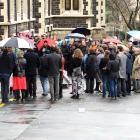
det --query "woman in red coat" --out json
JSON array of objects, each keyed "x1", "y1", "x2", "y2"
[{"x1": 13, "y1": 50, "x2": 27, "y2": 102}]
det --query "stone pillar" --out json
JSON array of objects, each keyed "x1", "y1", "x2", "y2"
[
  {"x1": 23, "y1": 0, "x2": 28, "y2": 20},
  {"x1": 17, "y1": 0, "x2": 21, "y2": 21}
]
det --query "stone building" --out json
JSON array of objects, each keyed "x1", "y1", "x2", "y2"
[
  {"x1": 0, "y1": 0, "x2": 105, "y2": 39},
  {"x1": 0, "y1": 0, "x2": 35, "y2": 39}
]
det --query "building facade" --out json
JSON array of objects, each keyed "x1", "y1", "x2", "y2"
[{"x1": 0, "y1": 0, "x2": 105, "y2": 39}]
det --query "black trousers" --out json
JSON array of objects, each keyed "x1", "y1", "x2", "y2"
[
  {"x1": 26, "y1": 76, "x2": 37, "y2": 98},
  {"x1": 126, "y1": 74, "x2": 131, "y2": 94},
  {"x1": 59, "y1": 71, "x2": 63, "y2": 98},
  {"x1": 86, "y1": 77, "x2": 94, "y2": 93},
  {"x1": 0, "y1": 75, "x2": 10, "y2": 103}
]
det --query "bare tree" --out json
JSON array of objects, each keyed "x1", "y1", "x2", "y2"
[{"x1": 107, "y1": 0, "x2": 140, "y2": 30}]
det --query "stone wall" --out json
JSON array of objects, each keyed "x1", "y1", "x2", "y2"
[
  {"x1": 51, "y1": 0, "x2": 60, "y2": 15},
  {"x1": 52, "y1": 17, "x2": 88, "y2": 28}
]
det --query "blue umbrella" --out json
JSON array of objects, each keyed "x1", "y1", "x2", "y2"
[
  {"x1": 65, "y1": 33, "x2": 86, "y2": 39},
  {"x1": 127, "y1": 30, "x2": 140, "y2": 40}
]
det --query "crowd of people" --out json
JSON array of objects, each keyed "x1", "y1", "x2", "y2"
[{"x1": 0, "y1": 34, "x2": 140, "y2": 105}]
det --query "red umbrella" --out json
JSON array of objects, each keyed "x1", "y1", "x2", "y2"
[
  {"x1": 103, "y1": 38, "x2": 121, "y2": 44},
  {"x1": 37, "y1": 38, "x2": 56, "y2": 50}
]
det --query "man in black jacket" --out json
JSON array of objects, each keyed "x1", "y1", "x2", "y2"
[
  {"x1": 39, "y1": 52, "x2": 49, "y2": 97},
  {"x1": 46, "y1": 47, "x2": 61, "y2": 103},
  {"x1": 24, "y1": 49, "x2": 40, "y2": 99},
  {"x1": 0, "y1": 49, "x2": 14, "y2": 103}
]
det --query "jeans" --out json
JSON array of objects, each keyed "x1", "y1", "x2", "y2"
[
  {"x1": 40, "y1": 76, "x2": 48, "y2": 95},
  {"x1": 48, "y1": 76, "x2": 59, "y2": 102},
  {"x1": 109, "y1": 78, "x2": 117, "y2": 97},
  {"x1": 0, "y1": 74, "x2": 10, "y2": 103},
  {"x1": 102, "y1": 75, "x2": 109, "y2": 97}
]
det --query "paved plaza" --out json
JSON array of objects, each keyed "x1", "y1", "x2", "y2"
[{"x1": 0, "y1": 81, "x2": 140, "y2": 140}]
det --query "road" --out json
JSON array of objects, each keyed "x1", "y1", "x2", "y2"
[{"x1": 0, "y1": 81, "x2": 140, "y2": 140}]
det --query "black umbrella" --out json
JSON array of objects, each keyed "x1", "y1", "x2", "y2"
[{"x1": 71, "y1": 27, "x2": 91, "y2": 36}]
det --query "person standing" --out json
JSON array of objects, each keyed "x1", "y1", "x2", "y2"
[
  {"x1": 107, "y1": 54, "x2": 119, "y2": 99},
  {"x1": 39, "y1": 51, "x2": 49, "y2": 97},
  {"x1": 132, "y1": 50, "x2": 140, "y2": 93},
  {"x1": 24, "y1": 49, "x2": 40, "y2": 99},
  {"x1": 99, "y1": 50, "x2": 110, "y2": 98},
  {"x1": 46, "y1": 47, "x2": 62, "y2": 103},
  {"x1": 71, "y1": 48, "x2": 84, "y2": 99},
  {"x1": 0, "y1": 49, "x2": 14, "y2": 104},
  {"x1": 85, "y1": 47, "x2": 97, "y2": 94},
  {"x1": 117, "y1": 46, "x2": 127, "y2": 97},
  {"x1": 95, "y1": 47, "x2": 104, "y2": 92},
  {"x1": 12, "y1": 50, "x2": 27, "y2": 102},
  {"x1": 125, "y1": 48, "x2": 133, "y2": 94}
]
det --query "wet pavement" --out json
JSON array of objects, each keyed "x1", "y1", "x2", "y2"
[{"x1": 0, "y1": 81, "x2": 140, "y2": 140}]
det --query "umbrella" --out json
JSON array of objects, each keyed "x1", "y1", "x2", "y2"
[
  {"x1": 21, "y1": 37, "x2": 35, "y2": 49},
  {"x1": 71, "y1": 27, "x2": 91, "y2": 36},
  {"x1": 65, "y1": 33, "x2": 86, "y2": 39},
  {"x1": 103, "y1": 38, "x2": 121, "y2": 44},
  {"x1": 127, "y1": 30, "x2": 140, "y2": 40},
  {"x1": 0, "y1": 37, "x2": 34, "y2": 48},
  {"x1": 37, "y1": 38, "x2": 56, "y2": 50}
]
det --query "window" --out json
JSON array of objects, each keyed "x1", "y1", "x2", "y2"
[
  {"x1": 101, "y1": 9, "x2": 104, "y2": 13},
  {"x1": 101, "y1": 17, "x2": 103, "y2": 21},
  {"x1": 101, "y1": 1, "x2": 103, "y2": 6},
  {"x1": 73, "y1": 0, "x2": 79, "y2": 10},
  {"x1": 65, "y1": 0, "x2": 71, "y2": 10},
  {"x1": 65, "y1": 0, "x2": 79, "y2": 10}
]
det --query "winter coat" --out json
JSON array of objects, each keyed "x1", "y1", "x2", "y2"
[
  {"x1": 71, "y1": 57, "x2": 83, "y2": 77},
  {"x1": 0, "y1": 52, "x2": 14, "y2": 75},
  {"x1": 97, "y1": 53, "x2": 104, "y2": 68},
  {"x1": 99, "y1": 57, "x2": 109, "y2": 75},
  {"x1": 24, "y1": 50, "x2": 40, "y2": 76},
  {"x1": 107, "y1": 59, "x2": 119, "y2": 79},
  {"x1": 38, "y1": 54, "x2": 49, "y2": 77},
  {"x1": 126, "y1": 53, "x2": 133, "y2": 74},
  {"x1": 117, "y1": 52, "x2": 127, "y2": 79},
  {"x1": 132, "y1": 54, "x2": 140, "y2": 80},
  {"x1": 85, "y1": 53, "x2": 97, "y2": 77},
  {"x1": 45, "y1": 53, "x2": 62, "y2": 77},
  {"x1": 13, "y1": 57, "x2": 26, "y2": 77}
]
